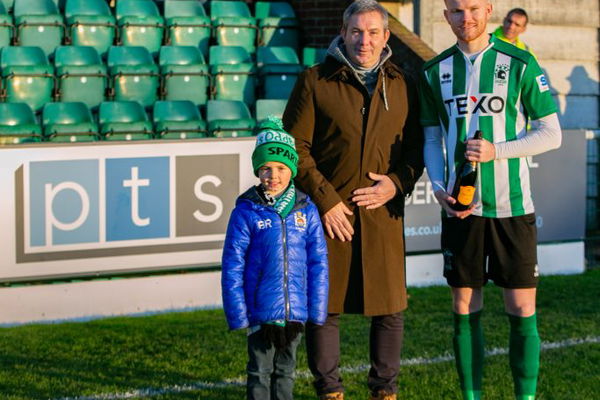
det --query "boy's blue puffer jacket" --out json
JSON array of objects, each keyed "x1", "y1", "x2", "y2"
[{"x1": 221, "y1": 186, "x2": 329, "y2": 330}]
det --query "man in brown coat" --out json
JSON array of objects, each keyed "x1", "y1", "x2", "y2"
[{"x1": 282, "y1": 1, "x2": 423, "y2": 399}]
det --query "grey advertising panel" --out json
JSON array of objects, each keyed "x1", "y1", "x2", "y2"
[
  {"x1": 16, "y1": 154, "x2": 242, "y2": 264},
  {"x1": 5, "y1": 139, "x2": 257, "y2": 281},
  {"x1": 403, "y1": 178, "x2": 443, "y2": 252},
  {"x1": 403, "y1": 130, "x2": 587, "y2": 253},
  {"x1": 176, "y1": 154, "x2": 240, "y2": 236}
]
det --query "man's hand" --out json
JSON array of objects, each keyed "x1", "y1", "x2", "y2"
[
  {"x1": 351, "y1": 172, "x2": 397, "y2": 210},
  {"x1": 465, "y1": 137, "x2": 495, "y2": 162},
  {"x1": 322, "y1": 202, "x2": 354, "y2": 242},
  {"x1": 434, "y1": 189, "x2": 475, "y2": 219}
]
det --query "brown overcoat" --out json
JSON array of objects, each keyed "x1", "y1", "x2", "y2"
[{"x1": 283, "y1": 56, "x2": 424, "y2": 316}]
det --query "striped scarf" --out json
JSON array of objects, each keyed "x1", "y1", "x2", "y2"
[{"x1": 259, "y1": 181, "x2": 296, "y2": 219}]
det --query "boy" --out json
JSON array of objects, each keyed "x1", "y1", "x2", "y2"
[{"x1": 221, "y1": 117, "x2": 329, "y2": 400}]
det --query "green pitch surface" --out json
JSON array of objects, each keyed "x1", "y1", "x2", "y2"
[{"x1": 1, "y1": 270, "x2": 599, "y2": 400}]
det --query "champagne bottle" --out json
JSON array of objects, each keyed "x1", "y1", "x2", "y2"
[{"x1": 451, "y1": 130, "x2": 483, "y2": 211}]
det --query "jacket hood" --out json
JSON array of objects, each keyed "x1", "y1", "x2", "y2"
[{"x1": 324, "y1": 36, "x2": 396, "y2": 110}]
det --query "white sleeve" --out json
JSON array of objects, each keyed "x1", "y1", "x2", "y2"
[
  {"x1": 494, "y1": 113, "x2": 562, "y2": 159},
  {"x1": 424, "y1": 126, "x2": 447, "y2": 193}
]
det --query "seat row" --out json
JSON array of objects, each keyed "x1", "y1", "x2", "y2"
[
  {"x1": 0, "y1": 44, "x2": 313, "y2": 113},
  {"x1": 0, "y1": 0, "x2": 299, "y2": 58},
  {"x1": 0, "y1": 99, "x2": 289, "y2": 144}
]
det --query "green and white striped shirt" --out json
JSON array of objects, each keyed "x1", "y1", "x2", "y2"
[{"x1": 420, "y1": 36, "x2": 557, "y2": 218}]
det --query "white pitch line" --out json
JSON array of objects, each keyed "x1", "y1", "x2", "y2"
[
  {"x1": 54, "y1": 378, "x2": 246, "y2": 400},
  {"x1": 54, "y1": 336, "x2": 600, "y2": 400}
]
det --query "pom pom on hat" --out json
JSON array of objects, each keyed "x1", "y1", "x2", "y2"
[{"x1": 258, "y1": 115, "x2": 286, "y2": 132}]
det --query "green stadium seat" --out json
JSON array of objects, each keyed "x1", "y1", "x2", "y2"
[
  {"x1": 209, "y1": 45, "x2": 257, "y2": 107},
  {"x1": 257, "y1": 46, "x2": 302, "y2": 100},
  {"x1": 65, "y1": 0, "x2": 116, "y2": 57},
  {"x1": 257, "y1": 16, "x2": 298, "y2": 49},
  {"x1": 164, "y1": 0, "x2": 210, "y2": 59},
  {"x1": 13, "y1": 0, "x2": 65, "y2": 58},
  {"x1": 0, "y1": 2, "x2": 12, "y2": 50},
  {"x1": 302, "y1": 47, "x2": 328, "y2": 67},
  {"x1": 107, "y1": 46, "x2": 159, "y2": 109},
  {"x1": 0, "y1": 103, "x2": 42, "y2": 144},
  {"x1": 159, "y1": 45, "x2": 209, "y2": 107},
  {"x1": 43, "y1": 102, "x2": 99, "y2": 142},
  {"x1": 211, "y1": 1, "x2": 257, "y2": 53},
  {"x1": 206, "y1": 99, "x2": 255, "y2": 138},
  {"x1": 0, "y1": 46, "x2": 54, "y2": 113},
  {"x1": 55, "y1": 0, "x2": 66, "y2": 12},
  {"x1": 255, "y1": 2, "x2": 296, "y2": 19},
  {"x1": 116, "y1": 0, "x2": 165, "y2": 57},
  {"x1": 209, "y1": 44, "x2": 253, "y2": 64},
  {"x1": 210, "y1": 1, "x2": 253, "y2": 20},
  {"x1": 255, "y1": 99, "x2": 287, "y2": 124},
  {"x1": 255, "y1": 2, "x2": 298, "y2": 49},
  {"x1": 55, "y1": 46, "x2": 107, "y2": 111},
  {"x1": 153, "y1": 100, "x2": 207, "y2": 139},
  {"x1": 257, "y1": 45, "x2": 300, "y2": 66},
  {"x1": 98, "y1": 101, "x2": 153, "y2": 141},
  {"x1": 0, "y1": 0, "x2": 13, "y2": 14}
]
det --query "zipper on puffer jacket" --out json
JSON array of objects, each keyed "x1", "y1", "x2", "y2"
[{"x1": 280, "y1": 214, "x2": 290, "y2": 321}]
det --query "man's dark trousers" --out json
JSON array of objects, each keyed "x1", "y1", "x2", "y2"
[{"x1": 306, "y1": 312, "x2": 404, "y2": 395}]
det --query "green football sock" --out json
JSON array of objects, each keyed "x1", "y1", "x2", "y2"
[
  {"x1": 508, "y1": 313, "x2": 540, "y2": 399},
  {"x1": 453, "y1": 311, "x2": 484, "y2": 400}
]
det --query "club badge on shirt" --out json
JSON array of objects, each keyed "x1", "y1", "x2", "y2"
[{"x1": 494, "y1": 64, "x2": 510, "y2": 86}]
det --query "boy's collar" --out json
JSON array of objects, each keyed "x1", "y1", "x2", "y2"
[
  {"x1": 238, "y1": 185, "x2": 307, "y2": 208},
  {"x1": 256, "y1": 184, "x2": 277, "y2": 206}
]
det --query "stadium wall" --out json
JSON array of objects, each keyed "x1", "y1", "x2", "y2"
[
  {"x1": 288, "y1": 0, "x2": 352, "y2": 47},
  {"x1": 0, "y1": 241, "x2": 584, "y2": 325}
]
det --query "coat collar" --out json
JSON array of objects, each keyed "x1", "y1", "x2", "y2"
[{"x1": 319, "y1": 56, "x2": 404, "y2": 82}]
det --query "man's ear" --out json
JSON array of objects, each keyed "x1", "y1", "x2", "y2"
[{"x1": 383, "y1": 29, "x2": 390, "y2": 45}]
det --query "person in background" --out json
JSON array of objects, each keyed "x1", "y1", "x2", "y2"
[
  {"x1": 221, "y1": 117, "x2": 329, "y2": 400},
  {"x1": 420, "y1": 0, "x2": 561, "y2": 399},
  {"x1": 283, "y1": 0, "x2": 424, "y2": 399},
  {"x1": 493, "y1": 8, "x2": 534, "y2": 55}
]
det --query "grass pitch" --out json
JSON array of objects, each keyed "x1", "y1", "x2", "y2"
[{"x1": 0, "y1": 269, "x2": 598, "y2": 400}]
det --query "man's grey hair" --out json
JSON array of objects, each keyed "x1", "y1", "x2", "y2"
[{"x1": 342, "y1": 0, "x2": 389, "y2": 30}]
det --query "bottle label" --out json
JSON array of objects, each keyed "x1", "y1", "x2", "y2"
[{"x1": 457, "y1": 186, "x2": 475, "y2": 205}]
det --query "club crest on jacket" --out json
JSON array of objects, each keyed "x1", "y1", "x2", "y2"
[{"x1": 294, "y1": 211, "x2": 307, "y2": 230}]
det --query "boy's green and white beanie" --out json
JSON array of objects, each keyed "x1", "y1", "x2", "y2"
[{"x1": 251, "y1": 116, "x2": 298, "y2": 178}]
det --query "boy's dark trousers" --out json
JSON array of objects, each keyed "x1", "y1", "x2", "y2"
[{"x1": 247, "y1": 329, "x2": 302, "y2": 400}]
